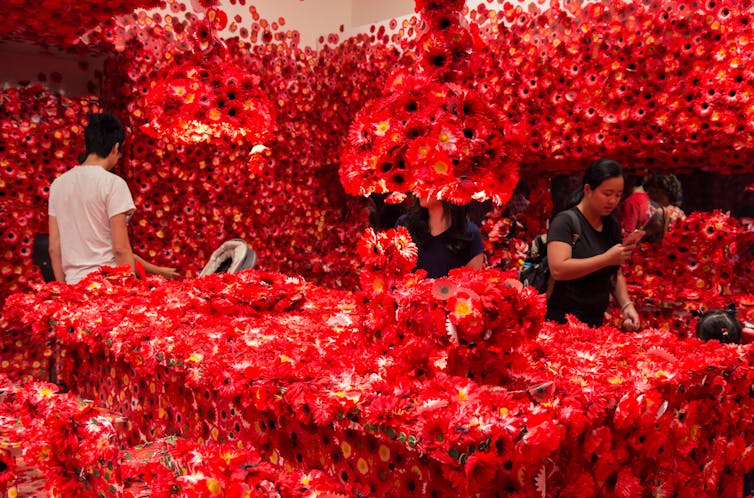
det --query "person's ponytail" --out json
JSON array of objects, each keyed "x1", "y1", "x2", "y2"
[{"x1": 563, "y1": 188, "x2": 584, "y2": 211}]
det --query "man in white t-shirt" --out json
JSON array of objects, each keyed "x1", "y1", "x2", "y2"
[{"x1": 48, "y1": 113, "x2": 178, "y2": 284}]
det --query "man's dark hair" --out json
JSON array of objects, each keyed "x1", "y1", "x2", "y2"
[{"x1": 84, "y1": 113, "x2": 125, "y2": 159}]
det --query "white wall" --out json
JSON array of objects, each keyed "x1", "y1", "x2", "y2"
[
  {"x1": 351, "y1": 0, "x2": 413, "y2": 27},
  {"x1": 215, "y1": 0, "x2": 352, "y2": 48}
]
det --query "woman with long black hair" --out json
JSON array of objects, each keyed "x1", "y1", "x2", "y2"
[
  {"x1": 546, "y1": 159, "x2": 641, "y2": 330},
  {"x1": 397, "y1": 195, "x2": 484, "y2": 279}
]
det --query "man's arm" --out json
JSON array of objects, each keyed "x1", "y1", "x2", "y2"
[
  {"x1": 48, "y1": 215, "x2": 65, "y2": 282},
  {"x1": 133, "y1": 254, "x2": 180, "y2": 279},
  {"x1": 110, "y1": 212, "x2": 136, "y2": 271}
]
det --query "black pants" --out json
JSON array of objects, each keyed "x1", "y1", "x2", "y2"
[{"x1": 744, "y1": 469, "x2": 754, "y2": 497}]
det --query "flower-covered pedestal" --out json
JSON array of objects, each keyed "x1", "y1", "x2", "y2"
[{"x1": 3, "y1": 259, "x2": 754, "y2": 496}]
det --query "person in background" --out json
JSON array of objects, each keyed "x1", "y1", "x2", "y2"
[
  {"x1": 505, "y1": 180, "x2": 530, "y2": 219},
  {"x1": 397, "y1": 194, "x2": 484, "y2": 279},
  {"x1": 546, "y1": 159, "x2": 641, "y2": 330},
  {"x1": 694, "y1": 305, "x2": 754, "y2": 496},
  {"x1": 617, "y1": 174, "x2": 652, "y2": 235},
  {"x1": 48, "y1": 112, "x2": 179, "y2": 284},
  {"x1": 644, "y1": 173, "x2": 686, "y2": 232},
  {"x1": 695, "y1": 307, "x2": 744, "y2": 344}
]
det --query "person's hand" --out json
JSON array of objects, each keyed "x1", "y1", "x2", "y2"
[
  {"x1": 603, "y1": 243, "x2": 634, "y2": 266},
  {"x1": 622, "y1": 229, "x2": 645, "y2": 246},
  {"x1": 158, "y1": 267, "x2": 180, "y2": 280},
  {"x1": 621, "y1": 303, "x2": 640, "y2": 332}
]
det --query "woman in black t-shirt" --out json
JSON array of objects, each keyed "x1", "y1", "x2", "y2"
[{"x1": 546, "y1": 159, "x2": 641, "y2": 329}]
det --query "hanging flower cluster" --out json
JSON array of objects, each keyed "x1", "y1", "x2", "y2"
[
  {"x1": 341, "y1": 73, "x2": 522, "y2": 205},
  {"x1": 139, "y1": 15, "x2": 276, "y2": 146},
  {"x1": 340, "y1": 0, "x2": 522, "y2": 205},
  {"x1": 140, "y1": 55, "x2": 276, "y2": 145}
]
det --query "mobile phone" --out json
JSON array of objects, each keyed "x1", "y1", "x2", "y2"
[{"x1": 623, "y1": 229, "x2": 645, "y2": 245}]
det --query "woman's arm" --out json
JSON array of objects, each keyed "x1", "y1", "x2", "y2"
[
  {"x1": 547, "y1": 240, "x2": 631, "y2": 281},
  {"x1": 466, "y1": 253, "x2": 485, "y2": 270},
  {"x1": 613, "y1": 270, "x2": 640, "y2": 331},
  {"x1": 464, "y1": 222, "x2": 485, "y2": 270}
]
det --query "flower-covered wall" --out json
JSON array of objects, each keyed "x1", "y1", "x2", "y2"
[{"x1": 2, "y1": 0, "x2": 754, "y2": 302}]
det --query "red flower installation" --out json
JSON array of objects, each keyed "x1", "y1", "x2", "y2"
[
  {"x1": 621, "y1": 211, "x2": 754, "y2": 334},
  {"x1": 140, "y1": 13, "x2": 276, "y2": 146},
  {"x1": 0, "y1": 375, "x2": 122, "y2": 497},
  {"x1": 356, "y1": 226, "x2": 418, "y2": 298},
  {"x1": 0, "y1": 374, "x2": 366, "y2": 496},
  {"x1": 3, "y1": 270, "x2": 754, "y2": 496},
  {"x1": 340, "y1": 1, "x2": 522, "y2": 206},
  {"x1": 3, "y1": 0, "x2": 754, "y2": 301},
  {"x1": 470, "y1": 0, "x2": 754, "y2": 174},
  {"x1": 3, "y1": 1, "x2": 754, "y2": 493},
  {"x1": 0, "y1": 0, "x2": 160, "y2": 50},
  {"x1": 0, "y1": 85, "x2": 101, "y2": 299}
]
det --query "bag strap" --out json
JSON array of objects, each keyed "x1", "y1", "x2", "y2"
[
  {"x1": 564, "y1": 208, "x2": 581, "y2": 244},
  {"x1": 661, "y1": 206, "x2": 670, "y2": 233}
]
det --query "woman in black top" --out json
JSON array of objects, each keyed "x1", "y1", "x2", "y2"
[
  {"x1": 546, "y1": 159, "x2": 641, "y2": 329},
  {"x1": 397, "y1": 195, "x2": 484, "y2": 279}
]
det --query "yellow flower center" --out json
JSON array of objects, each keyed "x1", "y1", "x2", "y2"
[
  {"x1": 454, "y1": 299, "x2": 472, "y2": 317},
  {"x1": 433, "y1": 159, "x2": 449, "y2": 175},
  {"x1": 206, "y1": 478, "x2": 222, "y2": 495}
]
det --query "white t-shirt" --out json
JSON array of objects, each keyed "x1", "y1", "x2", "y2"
[{"x1": 48, "y1": 165, "x2": 136, "y2": 284}]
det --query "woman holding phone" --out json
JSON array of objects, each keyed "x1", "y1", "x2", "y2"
[{"x1": 546, "y1": 159, "x2": 642, "y2": 330}]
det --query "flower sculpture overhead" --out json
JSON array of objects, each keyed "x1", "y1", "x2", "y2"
[
  {"x1": 340, "y1": 0, "x2": 522, "y2": 205},
  {"x1": 140, "y1": 9, "x2": 276, "y2": 146}
]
